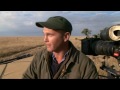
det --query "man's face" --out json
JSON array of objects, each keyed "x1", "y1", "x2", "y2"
[{"x1": 43, "y1": 27, "x2": 65, "y2": 52}]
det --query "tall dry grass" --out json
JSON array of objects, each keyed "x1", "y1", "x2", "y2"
[{"x1": 0, "y1": 36, "x2": 44, "y2": 58}]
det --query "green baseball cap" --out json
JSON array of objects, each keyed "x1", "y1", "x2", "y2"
[{"x1": 36, "y1": 16, "x2": 72, "y2": 33}]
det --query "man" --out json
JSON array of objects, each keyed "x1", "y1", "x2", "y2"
[{"x1": 23, "y1": 16, "x2": 99, "y2": 79}]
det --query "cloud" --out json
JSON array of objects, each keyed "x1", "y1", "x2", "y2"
[{"x1": 0, "y1": 11, "x2": 120, "y2": 36}]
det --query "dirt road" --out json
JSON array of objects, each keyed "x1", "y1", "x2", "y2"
[{"x1": 0, "y1": 56, "x2": 34, "y2": 79}]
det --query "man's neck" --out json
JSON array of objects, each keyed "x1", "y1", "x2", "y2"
[{"x1": 53, "y1": 42, "x2": 70, "y2": 64}]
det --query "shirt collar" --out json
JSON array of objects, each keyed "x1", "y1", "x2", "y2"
[{"x1": 52, "y1": 49, "x2": 70, "y2": 64}]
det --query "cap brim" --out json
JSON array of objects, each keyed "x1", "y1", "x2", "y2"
[
  {"x1": 36, "y1": 22, "x2": 45, "y2": 28},
  {"x1": 36, "y1": 22, "x2": 57, "y2": 30}
]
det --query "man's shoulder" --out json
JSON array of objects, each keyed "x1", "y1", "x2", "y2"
[
  {"x1": 32, "y1": 46, "x2": 48, "y2": 62},
  {"x1": 35, "y1": 46, "x2": 47, "y2": 55},
  {"x1": 78, "y1": 51, "x2": 94, "y2": 64}
]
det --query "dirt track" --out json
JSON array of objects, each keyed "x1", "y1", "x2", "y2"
[{"x1": 0, "y1": 56, "x2": 34, "y2": 79}]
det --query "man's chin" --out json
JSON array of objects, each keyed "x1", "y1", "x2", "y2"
[{"x1": 47, "y1": 48, "x2": 53, "y2": 52}]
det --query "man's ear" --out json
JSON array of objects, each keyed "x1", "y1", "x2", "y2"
[{"x1": 64, "y1": 32, "x2": 70, "y2": 42}]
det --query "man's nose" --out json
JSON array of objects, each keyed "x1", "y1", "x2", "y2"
[{"x1": 44, "y1": 36, "x2": 48, "y2": 42}]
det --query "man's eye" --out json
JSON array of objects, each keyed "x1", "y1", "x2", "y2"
[{"x1": 48, "y1": 34, "x2": 53, "y2": 37}]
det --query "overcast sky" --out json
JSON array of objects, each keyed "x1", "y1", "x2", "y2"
[{"x1": 0, "y1": 11, "x2": 120, "y2": 36}]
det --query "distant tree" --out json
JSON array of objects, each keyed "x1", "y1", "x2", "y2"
[{"x1": 81, "y1": 28, "x2": 91, "y2": 38}]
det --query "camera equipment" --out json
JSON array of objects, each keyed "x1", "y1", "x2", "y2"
[
  {"x1": 81, "y1": 24, "x2": 120, "y2": 57},
  {"x1": 81, "y1": 24, "x2": 120, "y2": 79}
]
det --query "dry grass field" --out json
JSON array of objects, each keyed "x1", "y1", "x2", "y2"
[
  {"x1": 0, "y1": 36, "x2": 120, "y2": 79},
  {"x1": 0, "y1": 36, "x2": 44, "y2": 59}
]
